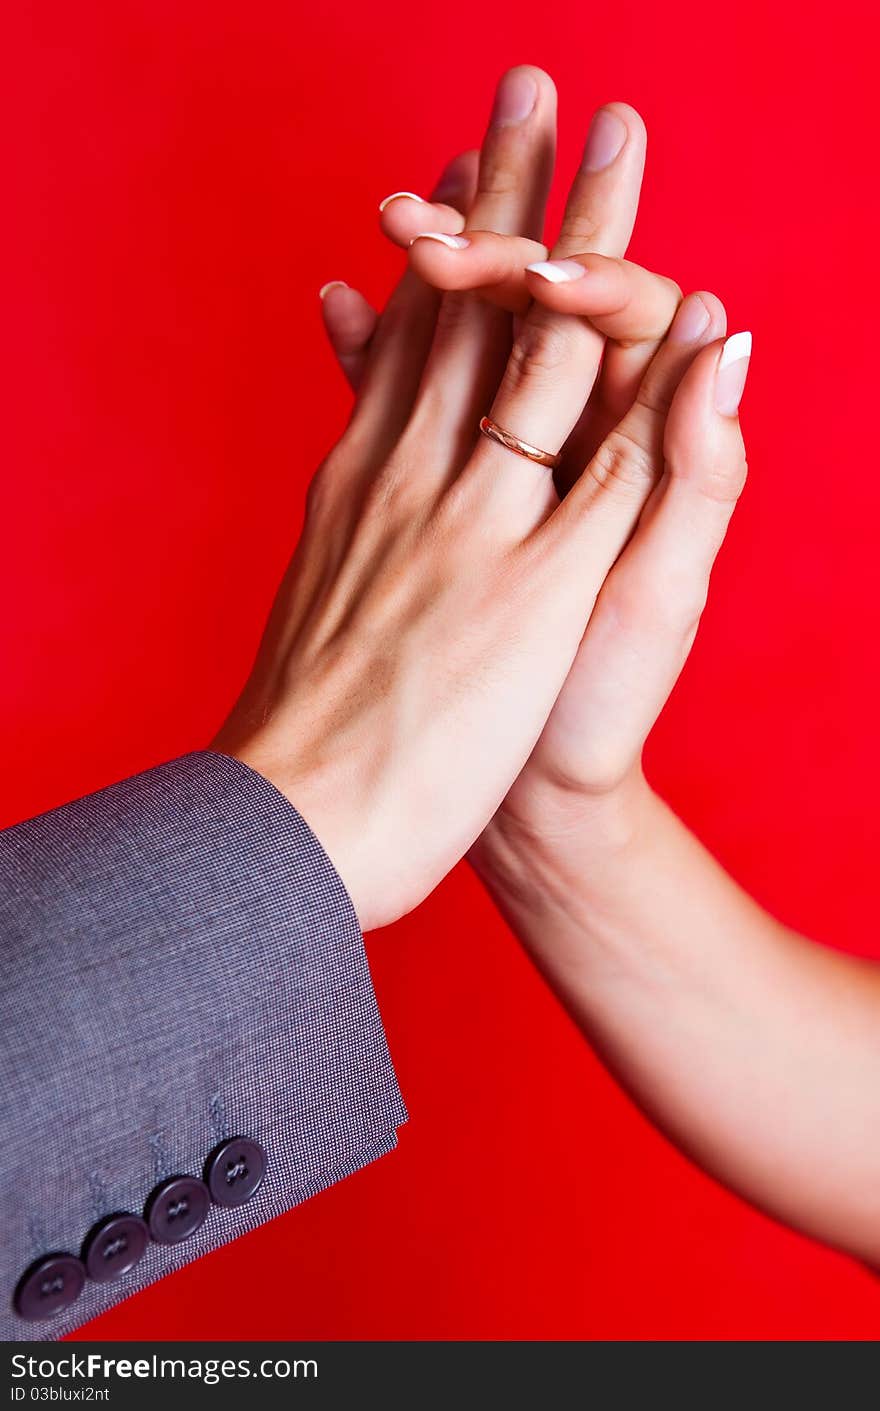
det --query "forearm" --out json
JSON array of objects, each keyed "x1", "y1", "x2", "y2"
[{"x1": 474, "y1": 777, "x2": 880, "y2": 1263}]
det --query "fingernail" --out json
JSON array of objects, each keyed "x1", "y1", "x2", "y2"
[
  {"x1": 319, "y1": 281, "x2": 349, "y2": 300},
  {"x1": 491, "y1": 69, "x2": 538, "y2": 126},
  {"x1": 526, "y1": 259, "x2": 586, "y2": 284},
  {"x1": 378, "y1": 190, "x2": 427, "y2": 213},
  {"x1": 668, "y1": 294, "x2": 711, "y2": 343},
  {"x1": 714, "y1": 332, "x2": 752, "y2": 416},
  {"x1": 581, "y1": 108, "x2": 627, "y2": 172},
  {"x1": 409, "y1": 232, "x2": 471, "y2": 250}
]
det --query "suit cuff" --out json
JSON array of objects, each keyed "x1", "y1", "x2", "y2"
[{"x1": 0, "y1": 749, "x2": 406, "y2": 1339}]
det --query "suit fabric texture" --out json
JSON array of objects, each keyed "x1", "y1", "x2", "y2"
[{"x1": 0, "y1": 750, "x2": 406, "y2": 1338}]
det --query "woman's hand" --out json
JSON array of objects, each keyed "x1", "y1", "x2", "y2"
[
  {"x1": 322, "y1": 102, "x2": 751, "y2": 882},
  {"x1": 314, "y1": 80, "x2": 880, "y2": 1274},
  {"x1": 474, "y1": 311, "x2": 750, "y2": 893},
  {"x1": 214, "y1": 68, "x2": 726, "y2": 933}
]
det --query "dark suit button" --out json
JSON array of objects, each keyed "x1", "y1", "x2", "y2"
[
  {"x1": 82, "y1": 1213, "x2": 149, "y2": 1282},
  {"x1": 13, "y1": 1253, "x2": 85, "y2": 1320},
  {"x1": 204, "y1": 1137, "x2": 267, "y2": 1207},
  {"x1": 145, "y1": 1175, "x2": 210, "y2": 1243}
]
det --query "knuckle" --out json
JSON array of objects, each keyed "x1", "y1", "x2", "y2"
[
  {"x1": 669, "y1": 448, "x2": 749, "y2": 505},
  {"x1": 704, "y1": 450, "x2": 749, "y2": 503},
  {"x1": 616, "y1": 275, "x2": 683, "y2": 350},
  {"x1": 557, "y1": 212, "x2": 601, "y2": 251},
  {"x1": 585, "y1": 428, "x2": 658, "y2": 499},
  {"x1": 505, "y1": 318, "x2": 575, "y2": 384},
  {"x1": 635, "y1": 370, "x2": 678, "y2": 419},
  {"x1": 476, "y1": 152, "x2": 521, "y2": 202}
]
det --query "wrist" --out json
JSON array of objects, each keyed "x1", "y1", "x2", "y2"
[
  {"x1": 471, "y1": 768, "x2": 659, "y2": 921},
  {"x1": 211, "y1": 725, "x2": 375, "y2": 921}
]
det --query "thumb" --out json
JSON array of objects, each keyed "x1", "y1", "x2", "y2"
[
  {"x1": 517, "y1": 328, "x2": 753, "y2": 795},
  {"x1": 664, "y1": 330, "x2": 751, "y2": 512},
  {"x1": 621, "y1": 328, "x2": 752, "y2": 652}
]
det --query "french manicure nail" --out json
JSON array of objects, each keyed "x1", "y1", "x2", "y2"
[
  {"x1": 581, "y1": 108, "x2": 627, "y2": 172},
  {"x1": 491, "y1": 69, "x2": 538, "y2": 126},
  {"x1": 378, "y1": 190, "x2": 427, "y2": 213},
  {"x1": 714, "y1": 332, "x2": 752, "y2": 415},
  {"x1": 668, "y1": 294, "x2": 711, "y2": 343},
  {"x1": 526, "y1": 259, "x2": 587, "y2": 284},
  {"x1": 319, "y1": 281, "x2": 349, "y2": 300},
  {"x1": 409, "y1": 232, "x2": 470, "y2": 250}
]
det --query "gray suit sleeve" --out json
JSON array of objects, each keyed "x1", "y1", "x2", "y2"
[{"x1": 0, "y1": 750, "x2": 407, "y2": 1339}]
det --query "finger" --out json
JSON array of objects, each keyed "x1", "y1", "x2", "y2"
[
  {"x1": 468, "y1": 67, "x2": 556, "y2": 239},
  {"x1": 462, "y1": 104, "x2": 646, "y2": 533},
  {"x1": 544, "y1": 102, "x2": 652, "y2": 483},
  {"x1": 664, "y1": 328, "x2": 752, "y2": 506},
  {"x1": 322, "y1": 153, "x2": 476, "y2": 408},
  {"x1": 320, "y1": 282, "x2": 379, "y2": 391},
  {"x1": 525, "y1": 250, "x2": 682, "y2": 446},
  {"x1": 528, "y1": 319, "x2": 750, "y2": 792},
  {"x1": 378, "y1": 150, "x2": 480, "y2": 246},
  {"x1": 524, "y1": 253, "x2": 681, "y2": 342},
  {"x1": 613, "y1": 329, "x2": 752, "y2": 660},
  {"x1": 379, "y1": 196, "x2": 466, "y2": 245},
  {"x1": 402, "y1": 67, "x2": 557, "y2": 482},
  {"x1": 408, "y1": 230, "x2": 548, "y2": 312},
  {"x1": 540, "y1": 293, "x2": 728, "y2": 604},
  {"x1": 538, "y1": 102, "x2": 649, "y2": 492},
  {"x1": 405, "y1": 242, "x2": 679, "y2": 442},
  {"x1": 554, "y1": 103, "x2": 647, "y2": 258},
  {"x1": 344, "y1": 150, "x2": 479, "y2": 460}
]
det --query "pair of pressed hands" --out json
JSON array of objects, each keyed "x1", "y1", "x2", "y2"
[
  {"x1": 214, "y1": 68, "x2": 880, "y2": 1267},
  {"x1": 213, "y1": 66, "x2": 749, "y2": 930}
]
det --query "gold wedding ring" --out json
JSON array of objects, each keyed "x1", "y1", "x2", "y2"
[{"x1": 478, "y1": 416, "x2": 561, "y2": 470}]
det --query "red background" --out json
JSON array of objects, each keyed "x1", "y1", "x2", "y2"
[{"x1": 3, "y1": 0, "x2": 879, "y2": 1340}]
